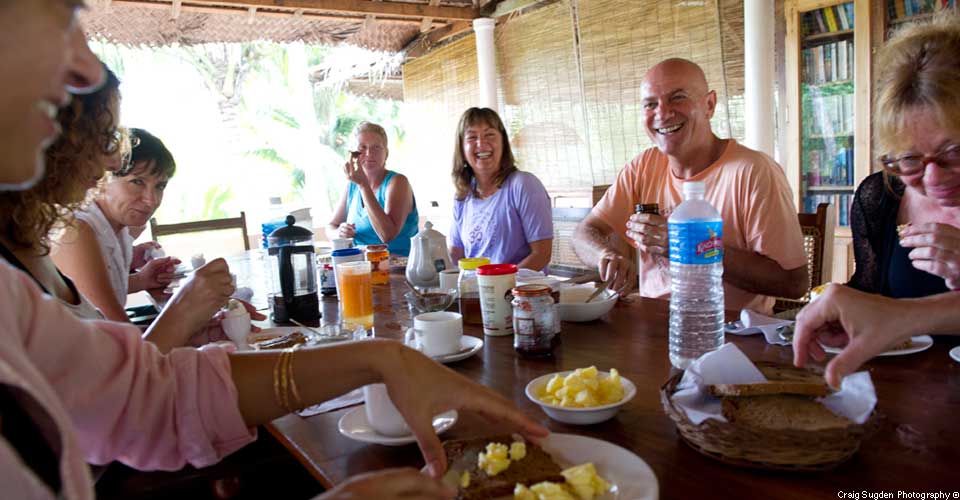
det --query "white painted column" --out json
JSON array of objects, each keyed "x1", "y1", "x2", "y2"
[
  {"x1": 744, "y1": 0, "x2": 774, "y2": 156},
  {"x1": 472, "y1": 17, "x2": 499, "y2": 111}
]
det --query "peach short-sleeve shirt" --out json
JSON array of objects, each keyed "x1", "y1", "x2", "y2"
[{"x1": 593, "y1": 140, "x2": 807, "y2": 313}]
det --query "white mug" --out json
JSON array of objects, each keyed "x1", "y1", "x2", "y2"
[
  {"x1": 332, "y1": 238, "x2": 353, "y2": 250},
  {"x1": 412, "y1": 311, "x2": 463, "y2": 357},
  {"x1": 363, "y1": 384, "x2": 410, "y2": 437},
  {"x1": 439, "y1": 269, "x2": 460, "y2": 293}
]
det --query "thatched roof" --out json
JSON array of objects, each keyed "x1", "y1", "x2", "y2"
[{"x1": 81, "y1": 0, "x2": 482, "y2": 52}]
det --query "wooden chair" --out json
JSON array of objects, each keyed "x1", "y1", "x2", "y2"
[
  {"x1": 549, "y1": 207, "x2": 594, "y2": 276},
  {"x1": 773, "y1": 203, "x2": 835, "y2": 313},
  {"x1": 592, "y1": 184, "x2": 611, "y2": 206},
  {"x1": 149, "y1": 212, "x2": 250, "y2": 253}
]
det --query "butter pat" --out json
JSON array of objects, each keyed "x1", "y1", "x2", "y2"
[
  {"x1": 509, "y1": 441, "x2": 527, "y2": 461},
  {"x1": 478, "y1": 442, "x2": 511, "y2": 476}
]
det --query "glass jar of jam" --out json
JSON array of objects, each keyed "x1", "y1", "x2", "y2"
[
  {"x1": 365, "y1": 244, "x2": 390, "y2": 285},
  {"x1": 511, "y1": 284, "x2": 558, "y2": 358},
  {"x1": 318, "y1": 255, "x2": 337, "y2": 296}
]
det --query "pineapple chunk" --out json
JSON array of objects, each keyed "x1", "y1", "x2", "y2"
[
  {"x1": 580, "y1": 366, "x2": 598, "y2": 379},
  {"x1": 545, "y1": 374, "x2": 564, "y2": 393},
  {"x1": 561, "y1": 463, "x2": 610, "y2": 500},
  {"x1": 529, "y1": 481, "x2": 577, "y2": 500},
  {"x1": 460, "y1": 471, "x2": 471, "y2": 488},
  {"x1": 514, "y1": 484, "x2": 537, "y2": 500}
]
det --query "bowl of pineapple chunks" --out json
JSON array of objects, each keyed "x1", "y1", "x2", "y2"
[{"x1": 525, "y1": 366, "x2": 636, "y2": 425}]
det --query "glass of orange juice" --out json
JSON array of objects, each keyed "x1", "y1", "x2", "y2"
[{"x1": 336, "y1": 261, "x2": 374, "y2": 329}]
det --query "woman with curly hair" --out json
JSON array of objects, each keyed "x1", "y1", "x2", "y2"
[
  {"x1": 0, "y1": 67, "x2": 238, "y2": 353},
  {"x1": 0, "y1": 67, "x2": 124, "y2": 319}
]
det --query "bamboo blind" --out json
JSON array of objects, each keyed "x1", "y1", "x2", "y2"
[{"x1": 402, "y1": 0, "x2": 746, "y2": 190}]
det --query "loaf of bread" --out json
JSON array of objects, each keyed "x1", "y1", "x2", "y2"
[
  {"x1": 721, "y1": 395, "x2": 852, "y2": 431},
  {"x1": 708, "y1": 381, "x2": 831, "y2": 398},
  {"x1": 444, "y1": 435, "x2": 564, "y2": 500}
]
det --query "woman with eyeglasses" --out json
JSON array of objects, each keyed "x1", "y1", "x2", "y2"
[
  {"x1": 847, "y1": 14, "x2": 960, "y2": 297},
  {"x1": 793, "y1": 14, "x2": 960, "y2": 387}
]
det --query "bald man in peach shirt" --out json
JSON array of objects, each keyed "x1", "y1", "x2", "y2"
[{"x1": 573, "y1": 58, "x2": 808, "y2": 314}]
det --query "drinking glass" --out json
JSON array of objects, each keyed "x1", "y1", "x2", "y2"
[{"x1": 336, "y1": 261, "x2": 374, "y2": 328}]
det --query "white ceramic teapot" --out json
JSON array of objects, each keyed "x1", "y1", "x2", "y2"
[{"x1": 405, "y1": 221, "x2": 453, "y2": 287}]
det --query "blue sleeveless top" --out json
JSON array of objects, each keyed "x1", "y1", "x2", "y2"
[{"x1": 346, "y1": 170, "x2": 419, "y2": 256}]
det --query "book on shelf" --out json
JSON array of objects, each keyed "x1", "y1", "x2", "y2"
[
  {"x1": 889, "y1": 0, "x2": 956, "y2": 21},
  {"x1": 802, "y1": 41, "x2": 853, "y2": 85},
  {"x1": 804, "y1": 3, "x2": 855, "y2": 36},
  {"x1": 803, "y1": 193, "x2": 853, "y2": 227}
]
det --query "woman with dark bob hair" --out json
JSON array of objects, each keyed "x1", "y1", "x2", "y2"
[
  {"x1": 52, "y1": 128, "x2": 239, "y2": 352},
  {"x1": 448, "y1": 107, "x2": 553, "y2": 270}
]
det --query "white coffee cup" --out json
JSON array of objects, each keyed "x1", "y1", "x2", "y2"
[
  {"x1": 332, "y1": 238, "x2": 353, "y2": 250},
  {"x1": 412, "y1": 311, "x2": 463, "y2": 357},
  {"x1": 439, "y1": 269, "x2": 460, "y2": 293},
  {"x1": 363, "y1": 384, "x2": 410, "y2": 437}
]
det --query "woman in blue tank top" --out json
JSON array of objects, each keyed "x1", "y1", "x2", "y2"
[{"x1": 325, "y1": 122, "x2": 419, "y2": 256}]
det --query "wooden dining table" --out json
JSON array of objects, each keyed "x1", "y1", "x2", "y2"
[{"x1": 256, "y1": 264, "x2": 960, "y2": 498}]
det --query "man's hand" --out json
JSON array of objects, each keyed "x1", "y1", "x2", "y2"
[
  {"x1": 598, "y1": 249, "x2": 637, "y2": 296},
  {"x1": 626, "y1": 212, "x2": 668, "y2": 258}
]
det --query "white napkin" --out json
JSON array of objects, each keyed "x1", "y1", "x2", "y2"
[
  {"x1": 297, "y1": 388, "x2": 364, "y2": 417},
  {"x1": 670, "y1": 343, "x2": 876, "y2": 425},
  {"x1": 726, "y1": 309, "x2": 793, "y2": 346}
]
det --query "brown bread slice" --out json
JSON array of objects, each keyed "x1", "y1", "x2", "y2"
[
  {"x1": 708, "y1": 381, "x2": 831, "y2": 398},
  {"x1": 444, "y1": 434, "x2": 564, "y2": 500},
  {"x1": 721, "y1": 395, "x2": 852, "y2": 431}
]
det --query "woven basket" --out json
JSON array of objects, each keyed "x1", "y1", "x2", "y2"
[{"x1": 660, "y1": 362, "x2": 880, "y2": 471}]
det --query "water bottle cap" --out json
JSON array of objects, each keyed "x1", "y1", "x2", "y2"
[{"x1": 682, "y1": 181, "x2": 705, "y2": 197}]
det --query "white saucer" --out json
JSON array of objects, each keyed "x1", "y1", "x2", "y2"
[
  {"x1": 949, "y1": 346, "x2": 960, "y2": 364},
  {"x1": 822, "y1": 335, "x2": 934, "y2": 357},
  {"x1": 405, "y1": 335, "x2": 484, "y2": 364},
  {"x1": 337, "y1": 406, "x2": 457, "y2": 446},
  {"x1": 432, "y1": 336, "x2": 484, "y2": 364}
]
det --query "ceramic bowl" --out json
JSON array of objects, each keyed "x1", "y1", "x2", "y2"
[
  {"x1": 556, "y1": 286, "x2": 618, "y2": 322},
  {"x1": 525, "y1": 370, "x2": 636, "y2": 425}
]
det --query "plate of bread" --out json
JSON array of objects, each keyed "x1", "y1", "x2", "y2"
[
  {"x1": 443, "y1": 433, "x2": 657, "y2": 500},
  {"x1": 820, "y1": 335, "x2": 933, "y2": 357}
]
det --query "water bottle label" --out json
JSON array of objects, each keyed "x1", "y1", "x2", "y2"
[{"x1": 669, "y1": 220, "x2": 723, "y2": 265}]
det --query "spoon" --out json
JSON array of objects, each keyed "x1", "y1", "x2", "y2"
[{"x1": 404, "y1": 277, "x2": 427, "y2": 299}]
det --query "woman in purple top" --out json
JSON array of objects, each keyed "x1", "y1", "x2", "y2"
[{"x1": 449, "y1": 108, "x2": 553, "y2": 270}]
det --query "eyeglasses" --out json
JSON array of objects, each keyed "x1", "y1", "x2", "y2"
[{"x1": 880, "y1": 144, "x2": 960, "y2": 176}]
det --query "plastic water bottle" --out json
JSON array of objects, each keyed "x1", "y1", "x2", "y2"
[{"x1": 667, "y1": 181, "x2": 724, "y2": 369}]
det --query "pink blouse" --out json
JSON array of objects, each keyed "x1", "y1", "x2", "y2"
[{"x1": 0, "y1": 262, "x2": 256, "y2": 499}]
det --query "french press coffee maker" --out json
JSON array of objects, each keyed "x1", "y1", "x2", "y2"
[{"x1": 266, "y1": 215, "x2": 320, "y2": 323}]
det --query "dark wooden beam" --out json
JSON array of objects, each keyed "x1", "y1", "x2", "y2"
[
  {"x1": 112, "y1": 0, "x2": 444, "y2": 24},
  {"x1": 480, "y1": 0, "x2": 542, "y2": 17},
  {"x1": 155, "y1": 0, "x2": 479, "y2": 21},
  {"x1": 404, "y1": 19, "x2": 472, "y2": 58}
]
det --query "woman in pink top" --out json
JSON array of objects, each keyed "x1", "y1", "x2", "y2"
[{"x1": 0, "y1": 3, "x2": 547, "y2": 499}]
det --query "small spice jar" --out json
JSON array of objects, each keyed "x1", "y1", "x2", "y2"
[
  {"x1": 318, "y1": 254, "x2": 337, "y2": 296},
  {"x1": 511, "y1": 284, "x2": 559, "y2": 358},
  {"x1": 365, "y1": 244, "x2": 390, "y2": 285}
]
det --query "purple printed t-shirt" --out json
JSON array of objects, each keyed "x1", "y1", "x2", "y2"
[{"x1": 449, "y1": 171, "x2": 553, "y2": 268}]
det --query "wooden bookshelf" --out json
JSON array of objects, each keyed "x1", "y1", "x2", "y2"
[{"x1": 786, "y1": 0, "x2": 873, "y2": 282}]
